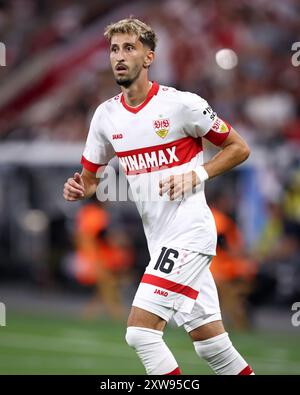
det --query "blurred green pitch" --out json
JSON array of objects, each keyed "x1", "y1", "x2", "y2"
[{"x1": 0, "y1": 312, "x2": 299, "y2": 375}]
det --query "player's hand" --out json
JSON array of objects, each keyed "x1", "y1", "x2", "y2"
[
  {"x1": 63, "y1": 172, "x2": 85, "y2": 201},
  {"x1": 159, "y1": 171, "x2": 199, "y2": 200}
]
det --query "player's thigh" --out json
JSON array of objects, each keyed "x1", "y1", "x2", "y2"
[
  {"x1": 188, "y1": 319, "x2": 225, "y2": 341},
  {"x1": 127, "y1": 306, "x2": 167, "y2": 331},
  {"x1": 182, "y1": 269, "x2": 225, "y2": 341}
]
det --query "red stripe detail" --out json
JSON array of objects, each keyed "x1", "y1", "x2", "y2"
[
  {"x1": 116, "y1": 136, "x2": 203, "y2": 175},
  {"x1": 121, "y1": 81, "x2": 159, "y2": 114},
  {"x1": 116, "y1": 135, "x2": 201, "y2": 157},
  {"x1": 165, "y1": 367, "x2": 181, "y2": 375},
  {"x1": 141, "y1": 274, "x2": 199, "y2": 300},
  {"x1": 81, "y1": 155, "x2": 107, "y2": 173},
  {"x1": 204, "y1": 120, "x2": 231, "y2": 146},
  {"x1": 238, "y1": 365, "x2": 253, "y2": 375}
]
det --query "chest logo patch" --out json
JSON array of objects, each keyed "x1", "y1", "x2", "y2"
[
  {"x1": 112, "y1": 133, "x2": 123, "y2": 140},
  {"x1": 153, "y1": 118, "x2": 170, "y2": 138}
]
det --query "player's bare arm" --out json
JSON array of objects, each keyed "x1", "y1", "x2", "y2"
[
  {"x1": 63, "y1": 168, "x2": 99, "y2": 201},
  {"x1": 202, "y1": 128, "x2": 250, "y2": 180},
  {"x1": 160, "y1": 128, "x2": 250, "y2": 200}
]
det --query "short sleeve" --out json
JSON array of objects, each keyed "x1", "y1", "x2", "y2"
[
  {"x1": 182, "y1": 92, "x2": 231, "y2": 146},
  {"x1": 81, "y1": 105, "x2": 115, "y2": 173}
]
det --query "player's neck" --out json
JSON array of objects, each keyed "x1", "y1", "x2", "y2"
[{"x1": 121, "y1": 77, "x2": 152, "y2": 108}]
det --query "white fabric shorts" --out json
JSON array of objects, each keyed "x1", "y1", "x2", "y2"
[{"x1": 132, "y1": 247, "x2": 222, "y2": 333}]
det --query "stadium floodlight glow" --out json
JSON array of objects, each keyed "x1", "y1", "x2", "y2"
[
  {"x1": 22, "y1": 210, "x2": 49, "y2": 232},
  {"x1": 215, "y1": 48, "x2": 238, "y2": 70}
]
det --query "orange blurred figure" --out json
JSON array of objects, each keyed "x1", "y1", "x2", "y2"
[
  {"x1": 210, "y1": 206, "x2": 257, "y2": 330},
  {"x1": 74, "y1": 202, "x2": 134, "y2": 320}
]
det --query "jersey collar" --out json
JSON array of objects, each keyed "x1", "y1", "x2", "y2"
[{"x1": 120, "y1": 81, "x2": 159, "y2": 114}]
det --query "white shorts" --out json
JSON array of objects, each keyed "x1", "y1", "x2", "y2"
[{"x1": 132, "y1": 247, "x2": 222, "y2": 333}]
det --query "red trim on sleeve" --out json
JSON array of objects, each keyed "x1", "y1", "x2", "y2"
[
  {"x1": 204, "y1": 120, "x2": 231, "y2": 146},
  {"x1": 165, "y1": 367, "x2": 181, "y2": 375},
  {"x1": 81, "y1": 155, "x2": 106, "y2": 173},
  {"x1": 121, "y1": 81, "x2": 159, "y2": 114},
  {"x1": 238, "y1": 365, "x2": 254, "y2": 375},
  {"x1": 141, "y1": 274, "x2": 199, "y2": 300}
]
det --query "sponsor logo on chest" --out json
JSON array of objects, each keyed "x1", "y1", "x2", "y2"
[{"x1": 118, "y1": 145, "x2": 179, "y2": 174}]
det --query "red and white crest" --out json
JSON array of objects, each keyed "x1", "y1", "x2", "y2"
[{"x1": 153, "y1": 118, "x2": 170, "y2": 138}]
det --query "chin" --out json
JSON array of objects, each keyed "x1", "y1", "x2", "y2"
[{"x1": 116, "y1": 78, "x2": 133, "y2": 88}]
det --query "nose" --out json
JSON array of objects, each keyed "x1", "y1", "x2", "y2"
[
  {"x1": 116, "y1": 55, "x2": 125, "y2": 63},
  {"x1": 115, "y1": 49, "x2": 125, "y2": 62}
]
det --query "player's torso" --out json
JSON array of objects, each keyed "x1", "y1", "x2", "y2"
[
  {"x1": 103, "y1": 87, "x2": 187, "y2": 164},
  {"x1": 100, "y1": 85, "x2": 216, "y2": 256}
]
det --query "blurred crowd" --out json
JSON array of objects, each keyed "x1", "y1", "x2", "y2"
[
  {"x1": 0, "y1": 0, "x2": 299, "y2": 328},
  {"x1": 1, "y1": 0, "x2": 299, "y2": 145}
]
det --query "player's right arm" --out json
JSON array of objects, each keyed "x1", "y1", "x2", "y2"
[
  {"x1": 63, "y1": 169, "x2": 99, "y2": 201},
  {"x1": 63, "y1": 104, "x2": 115, "y2": 202}
]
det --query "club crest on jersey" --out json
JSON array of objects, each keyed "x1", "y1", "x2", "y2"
[
  {"x1": 153, "y1": 118, "x2": 170, "y2": 138},
  {"x1": 211, "y1": 118, "x2": 229, "y2": 134}
]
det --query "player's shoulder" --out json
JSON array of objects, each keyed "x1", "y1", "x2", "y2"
[
  {"x1": 157, "y1": 84, "x2": 208, "y2": 109},
  {"x1": 98, "y1": 93, "x2": 122, "y2": 114},
  {"x1": 89, "y1": 95, "x2": 121, "y2": 128}
]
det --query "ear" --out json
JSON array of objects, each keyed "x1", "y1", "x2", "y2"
[{"x1": 143, "y1": 50, "x2": 155, "y2": 69}]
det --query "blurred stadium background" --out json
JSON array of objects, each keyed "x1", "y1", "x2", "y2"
[{"x1": 0, "y1": 0, "x2": 299, "y2": 375}]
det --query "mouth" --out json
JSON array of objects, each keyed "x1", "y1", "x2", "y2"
[{"x1": 115, "y1": 64, "x2": 128, "y2": 72}]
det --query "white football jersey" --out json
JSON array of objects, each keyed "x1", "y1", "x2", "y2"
[{"x1": 81, "y1": 82, "x2": 231, "y2": 256}]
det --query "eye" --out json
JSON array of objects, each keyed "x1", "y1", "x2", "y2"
[
  {"x1": 126, "y1": 45, "x2": 134, "y2": 52},
  {"x1": 111, "y1": 46, "x2": 118, "y2": 53}
]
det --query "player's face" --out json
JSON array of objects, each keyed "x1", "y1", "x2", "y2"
[{"x1": 110, "y1": 33, "x2": 152, "y2": 87}]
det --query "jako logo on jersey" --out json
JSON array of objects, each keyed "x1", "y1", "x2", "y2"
[
  {"x1": 112, "y1": 133, "x2": 123, "y2": 140},
  {"x1": 118, "y1": 146, "x2": 179, "y2": 174},
  {"x1": 153, "y1": 118, "x2": 170, "y2": 138},
  {"x1": 154, "y1": 288, "x2": 168, "y2": 297}
]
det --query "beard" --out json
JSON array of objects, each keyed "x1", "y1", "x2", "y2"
[
  {"x1": 115, "y1": 77, "x2": 133, "y2": 88},
  {"x1": 114, "y1": 65, "x2": 142, "y2": 88}
]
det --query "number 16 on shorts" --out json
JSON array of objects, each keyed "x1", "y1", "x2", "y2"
[{"x1": 153, "y1": 247, "x2": 179, "y2": 274}]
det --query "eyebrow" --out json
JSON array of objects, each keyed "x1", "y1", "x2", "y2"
[{"x1": 110, "y1": 42, "x2": 137, "y2": 48}]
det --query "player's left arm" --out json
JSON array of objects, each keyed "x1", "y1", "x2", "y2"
[
  {"x1": 159, "y1": 128, "x2": 250, "y2": 200},
  {"x1": 160, "y1": 126, "x2": 250, "y2": 200},
  {"x1": 160, "y1": 93, "x2": 250, "y2": 200},
  {"x1": 200, "y1": 127, "x2": 250, "y2": 180}
]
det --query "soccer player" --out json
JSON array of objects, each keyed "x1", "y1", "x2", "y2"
[{"x1": 63, "y1": 18, "x2": 254, "y2": 375}]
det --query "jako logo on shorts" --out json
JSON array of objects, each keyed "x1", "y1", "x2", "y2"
[{"x1": 154, "y1": 289, "x2": 168, "y2": 297}]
